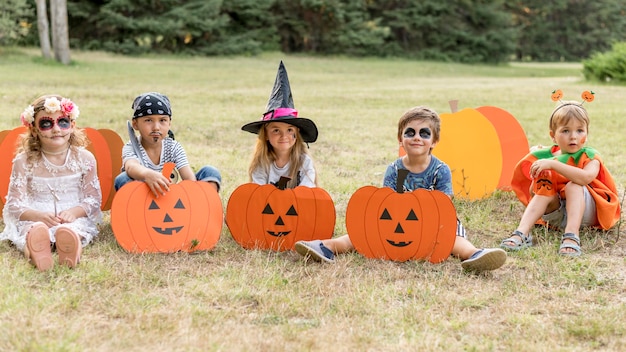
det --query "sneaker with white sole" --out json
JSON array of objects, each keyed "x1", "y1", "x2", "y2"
[
  {"x1": 461, "y1": 248, "x2": 506, "y2": 272},
  {"x1": 295, "y1": 240, "x2": 335, "y2": 263}
]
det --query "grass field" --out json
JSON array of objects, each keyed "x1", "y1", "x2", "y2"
[{"x1": 0, "y1": 47, "x2": 625, "y2": 351}]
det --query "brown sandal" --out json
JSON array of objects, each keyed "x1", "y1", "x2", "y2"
[
  {"x1": 25, "y1": 223, "x2": 53, "y2": 271},
  {"x1": 55, "y1": 227, "x2": 82, "y2": 268}
]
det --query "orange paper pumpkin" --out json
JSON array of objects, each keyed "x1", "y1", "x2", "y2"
[
  {"x1": 581, "y1": 90, "x2": 595, "y2": 103},
  {"x1": 346, "y1": 169, "x2": 457, "y2": 262},
  {"x1": 400, "y1": 101, "x2": 528, "y2": 199},
  {"x1": 0, "y1": 126, "x2": 123, "y2": 216},
  {"x1": 551, "y1": 89, "x2": 564, "y2": 101},
  {"x1": 111, "y1": 163, "x2": 222, "y2": 253},
  {"x1": 226, "y1": 177, "x2": 335, "y2": 251}
]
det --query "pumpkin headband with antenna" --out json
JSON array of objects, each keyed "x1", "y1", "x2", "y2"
[{"x1": 549, "y1": 89, "x2": 595, "y2": 125}]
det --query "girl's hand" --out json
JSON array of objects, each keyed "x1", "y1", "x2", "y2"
[
  {"x1": 57, "y1": 210, "x2": 77, "y2": 224},
  {"x1": 38, "y1": 211, "x2": 62, "y2": 228}
]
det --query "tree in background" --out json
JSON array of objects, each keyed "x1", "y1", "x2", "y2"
[
  {"x1": 50, "y1": 0, "x2": 71, "y2": 64},
  {"x1": 0, "y1": 0, "x2": 33, "y2": 46},
  {"x1": 7, "y1": 0, "x2": 626, "y2": 64},
  {"x1": 35, "y1": 0, "x2": 51, "y2": 59},
  {"x1": 374, "y1": 0, "x2": 515, "y2": 63},
  {"x1": 506, "y1": 0, "x2": 626, "y2": 61}
]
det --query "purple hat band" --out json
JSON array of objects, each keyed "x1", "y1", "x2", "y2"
[{"x1": 263, "y1": 108, "x2": 298, "y2": 121}]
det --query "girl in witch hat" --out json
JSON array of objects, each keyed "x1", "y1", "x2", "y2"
[{"x1": 242, "y1": 61, "x2": 318, "y2": 189}]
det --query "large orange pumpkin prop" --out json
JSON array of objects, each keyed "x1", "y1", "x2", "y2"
[
  {"x1": 0, "y1": 126, "x2": 123, "y2": 216},
  {"x1": 226, "y1": 177, "x2": 335, "y2": 251},
  {"x1": 346, "y1": 169, "x2": 457, "y2": 262},
  {"x1": 111, "y1": 163, "x2": 222, "y2": 253},
  {"x1": 399, "y1": 101, "x2": 528, "y2": 199}
]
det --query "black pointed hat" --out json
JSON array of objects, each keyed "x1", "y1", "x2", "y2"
[{"x1": 241, "y1": 61, "x2": 318, "y2": 143}]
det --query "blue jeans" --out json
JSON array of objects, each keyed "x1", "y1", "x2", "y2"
[{"x1": 114, "y1": 165, "x2": 222, "y2": 191}]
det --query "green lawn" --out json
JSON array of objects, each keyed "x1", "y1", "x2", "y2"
[{"x1": 0, "y1": 47, "x2": 624, "y2": 351}]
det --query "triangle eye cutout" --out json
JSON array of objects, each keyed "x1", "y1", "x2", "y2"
[
  {"x1": 286, "y1": 205, "x2": 298, "y2": 216},
  {"x1": 174, "y1": 199, "x2": 185, "y2": 209},
  {"x1": 149, "y1": 200, "x2": 160, "y2": 210},
  {"x1": 262, "y1": 204, "x2": 274, "y2": 214},
  {"x1": 380, "y1": 208, "x2": 392, "y2": 220},
  {"x1": 406, "y1": 209, "x2": 418, "y2": 221}
]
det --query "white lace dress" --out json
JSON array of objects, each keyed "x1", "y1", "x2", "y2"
[{"x1": 0, "y1": 147, "x2": 103, "y2": 251}]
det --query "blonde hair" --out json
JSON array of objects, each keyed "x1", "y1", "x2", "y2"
[
  {"x1": 397, "y1": 106, "x2": 441, "y2": 143},
  {"x1": 549, "y1": 100, "x2": 590, "y2": 133},
  {"x1": 19, "y1": 94, "x2": 88, "y2": 164},
  {"x1": 248, "y1": 125, "x2": 317, "y2": 188}
]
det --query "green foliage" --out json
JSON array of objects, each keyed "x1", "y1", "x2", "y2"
[
  {"x1": 582, "y1": 42, "x2": 626, "y2": 83},
  {"x1": 377, "y1": 0, "x2": 516, "y2": 63},
  {"x1": 506, "y1": 0, "x2": 626, "y2": 62},
  {"x1": 0, "y1": 0, "x2": 34, "y2": 45},
  {"x1": 0, "y1": 49, "x2": 625, "y2": 351},
  {"x1": 26, "y1": 0, "x2": 626, "y2": 64}
]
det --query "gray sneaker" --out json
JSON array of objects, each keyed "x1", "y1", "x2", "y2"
[
  {"x1": 461, "y1": 248, "x2": 506, "y2": 272},
  {"x1": 295, "y1": 240, "x2": 335, "y2": 263}
]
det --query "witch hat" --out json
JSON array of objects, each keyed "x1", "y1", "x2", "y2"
[{"x1": 241, "y1": 61, "x2": 318, "y2": 143}]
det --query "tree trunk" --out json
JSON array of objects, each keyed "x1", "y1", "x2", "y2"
[
  {"x1": 50, "y1": 0, "x2": 71, "y2": 65},
  {"x1": 35, "y1": 0, "x2": 52, "y2": 59}
]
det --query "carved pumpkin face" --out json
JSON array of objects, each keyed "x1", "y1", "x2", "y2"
[
  {"x1": 0, "y1": 126, "x2": 123, "y2": 217},
  {"x1": 146, "y1": 195, "x2": 188, "y2": 236},
  {"x1": 533, "y1": 171, "x2": 556, "y2": 197},
  {"x1": 347, "y1": 171, "x2": 457, "y2": 263},
  {"x1": 226, "y1": 179, "x2": 335, "y2": 251},
  {"x1": 111, "y1": 163, "x2": 222, "y2": 253},
  {"x1": 261, "y1": 193, "x2": 299, "y2": 237},
  {"x1": 376, "y1": 195, "x2": 422, "y2": 249}
]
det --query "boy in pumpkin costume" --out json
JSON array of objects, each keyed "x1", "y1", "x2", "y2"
[
  {"x1": 114, "y1": 92, "x2": 221, "y2": 197},
  {"x1": 502, "y1": 91, "x2": 620, "y2": 256},
  {"x1": 296, "y1": 106, "x2": 507, "y2": 273}
]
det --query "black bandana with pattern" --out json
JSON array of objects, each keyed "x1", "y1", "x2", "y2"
[{"x1": 132, "y1": 92, "x2": 172, "y2": 119}]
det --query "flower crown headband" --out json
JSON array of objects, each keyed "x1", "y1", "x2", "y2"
[{"x1": 20, "y1": 97, "x2": 80, "y2": 127}]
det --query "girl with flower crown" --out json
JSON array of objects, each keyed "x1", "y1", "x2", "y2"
[{"x1": 0, "y1": 95, "x2": 102, "y2": 271}]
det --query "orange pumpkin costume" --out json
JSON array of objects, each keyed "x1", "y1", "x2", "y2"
[{"x1": 511, "y1": 146, "x2": 620, "y2": 230}]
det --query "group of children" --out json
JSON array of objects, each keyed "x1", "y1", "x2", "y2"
[{"x1": 0, "y1": 62, "x2": 620, "y2": 273}]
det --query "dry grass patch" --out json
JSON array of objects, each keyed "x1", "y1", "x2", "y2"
[{"x1": 0, "y1": 48, "x2": 625, "y2": 351}]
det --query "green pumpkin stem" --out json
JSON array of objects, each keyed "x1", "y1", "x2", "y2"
[
  {"x1": 396, "y1": 169, "x2": 409, "y2": 194},
  {"x1": 276, "y1": 176, "x2": 291, "y2": 190}
]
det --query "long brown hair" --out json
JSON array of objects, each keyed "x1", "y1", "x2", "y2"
[{"x1": 248, "y1": 125, "x2": 316, "y2": 189}]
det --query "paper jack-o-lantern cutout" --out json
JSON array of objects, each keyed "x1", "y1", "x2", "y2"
[
  {"x1": 111, "y1": 162, "x2": 222, "y2": 253},
  {"x1": 226, "y1": 177, "x2": 335, "y2": 251},
  {"x1": 399, "y1": 101, "x2": 528, "y2": 199},
  {"x1": 346, "y1": 169, "x2": 457, "y2": 262},
  {"x1": 0, "y1": 126, "x2": 124, "y2": 216}
]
